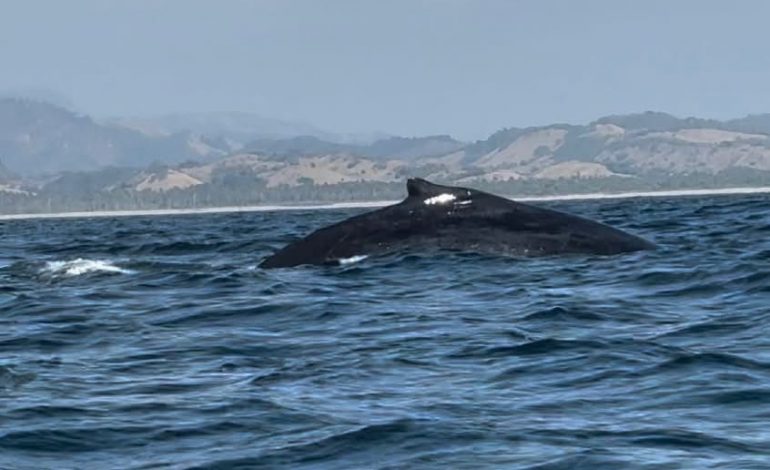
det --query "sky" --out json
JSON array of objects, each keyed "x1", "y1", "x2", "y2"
[{"x1": 2, "y1": 0, "x2": 770, "y2": 140}]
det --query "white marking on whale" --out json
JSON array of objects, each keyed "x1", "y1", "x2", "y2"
[
  {"x1": 424, "y1": 193, "x2": 456, "y2": 205},
  {"x1": 338, "y1": 255, "x2": 368, "y2": 265}
]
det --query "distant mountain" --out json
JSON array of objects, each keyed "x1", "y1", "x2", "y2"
[
  {"x1": 88, "y1": 112, "x2": 770, "y2": 195},
  {"x1": 4, "y1": 106, "x2": 770, "y2": 214},
  {"x1": 0, "y1": 98, "x2": 228, "y2": 175},
  {"x1": 723, "y1": 114, "x2": 770, "y2": 135},
  {"x1": 181, "y1": 111, "x2": 770, "y2": 189},
  {"x1": 243, "y1": 136, "x2": 352, "y2": 157},
  {"x1": 361, "y1": 135, "x2": 464, "y2": 160},
  {"x1": 0, "y1": 157, "x2": 29, "y2": 195},
  {"x1": 447, "y1": 112, "x2": 770, "y2": 183},
  {"x1": 243, "y1": 135, "x2": 464, "y2": 160},
  {"x1": 0, "y1": 159, "x2": 15, "y2": 182},
  {"x1": 108, "y1": 111, "x2": 353, "y2": 145}
]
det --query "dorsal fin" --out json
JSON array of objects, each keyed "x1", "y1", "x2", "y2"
[{"x1": 406, "y1": 178, "x2": 454, "y2": 198}]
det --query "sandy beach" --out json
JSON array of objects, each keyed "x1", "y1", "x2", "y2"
[{"x1": 1, "y1": 186, "x2": 769, "y2": 221}]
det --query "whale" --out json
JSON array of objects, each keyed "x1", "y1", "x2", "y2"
[{"x1": 259, "y1": 178, "x2": 655, "y2": 268}]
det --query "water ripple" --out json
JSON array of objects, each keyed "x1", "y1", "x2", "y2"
[{"x1": 1, "y1": 194, "x2": 769, "y2": 468}]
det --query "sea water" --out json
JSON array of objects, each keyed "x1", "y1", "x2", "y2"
[{"x1": 1, "y1": 194, "x2": 769, "y2": 469}]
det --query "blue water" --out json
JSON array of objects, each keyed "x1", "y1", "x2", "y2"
[{"x1": 1, "y1": 194, "x2": 769, "y2": 469}]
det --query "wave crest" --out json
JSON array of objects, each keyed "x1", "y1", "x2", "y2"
[{"x1": 42, "y1": 259, "x2": 133, "y2": 277}]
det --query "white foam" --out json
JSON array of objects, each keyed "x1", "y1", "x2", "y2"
[
  {"x1": 43, "y1": 258, "x2": 133, "y2": 276},
  {"x1": 338, "y1": 255, "x2": 368, "y2": 265},
  {"x1": 424, "y1": 193, "x2": 456, "y2": 205}
]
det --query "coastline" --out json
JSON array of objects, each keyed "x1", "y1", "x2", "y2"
[{"x1": 2, "y1": 185, "x2": 770, "y2": 221}]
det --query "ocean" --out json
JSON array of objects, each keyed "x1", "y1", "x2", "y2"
[{"x1": 1, "y1": 193, "x2": 769, "y2": 469}]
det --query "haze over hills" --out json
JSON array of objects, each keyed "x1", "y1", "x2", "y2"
[
  {"x1": 2, "y1": 98, "x2": 770, "y2": 214},
  {"x1": 0, "y1": 98, "x2": 394, "y2": 176},
  {"x1": 108, "y1": 112, "x2": 382, "y2": 145},
  {"x1": 0, "y1": 98, "x2": 229, "y2": 175}
]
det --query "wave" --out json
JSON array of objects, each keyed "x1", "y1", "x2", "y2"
[
  {"x1": 42, "y1": 258, "x2": 134, "y2": 277},
  {"x1": 0, "y1": 365, "x2": 36, "y2": 390},
  {"x1": 632, "y1": 352, "x2": 770, "y2": 379},
  {"x1": 1, "y1": 193, "x2": 769, "y2": 469}
]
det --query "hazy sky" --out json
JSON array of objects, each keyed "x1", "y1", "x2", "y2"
[{"x1": 2, "y1": 0, "x2": 770, "y2": 139}]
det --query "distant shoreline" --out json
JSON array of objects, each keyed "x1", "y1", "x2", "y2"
[{"x1": 2, "y1": 186, "x2": 770, "y2": 221}]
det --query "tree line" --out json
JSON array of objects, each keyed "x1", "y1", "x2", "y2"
[{"x1": 2, "y1": 170, "x2": 770, "y2": 215}]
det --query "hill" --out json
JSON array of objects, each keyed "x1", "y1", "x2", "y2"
[
  {"x1": 0, "y1": 98, "x2": 229, "y2": 175},
  {"x1": 109, "y1": 111, "x2": 342, "y2": 144},
  {"x1": 3, "y1": 106, "x2": 770, "y2": 214}
]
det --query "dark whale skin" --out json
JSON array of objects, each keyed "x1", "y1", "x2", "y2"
[{"x1": 259, "y1": 178, "x2": 655, "y2": 268}]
